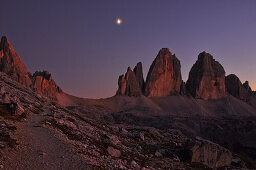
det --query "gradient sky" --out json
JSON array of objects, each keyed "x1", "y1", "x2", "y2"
[{"x1": 0, "y1": 0, "x2": 256, "y2": 98}]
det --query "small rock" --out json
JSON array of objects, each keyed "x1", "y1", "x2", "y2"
[
  {"x1": 107, "y1": 146, "x2": 121, "y2": 158},
  {"x1": 155, "y1": 151, "x2": 162, "y2": 157},
  {"x1": 120, "y1": 127, "x2": 128, "y2": 134},
  {"x1": 119, "y1": 164, "x2": 127, "y2": 169},
  {"x1": 0, "y1": 86, "x2": 5, "y2": 94},
  {"x1": 0, "y1": 142, "x2": 5, "y2": 148},
  {"x1": 110, "y1": 126, "x2": 119, "y2": 133},
  {"x1": 139, "y1": 132, "x2": 144, "y2": 141},
  {"x1": 45, "y1": 121, "x2": 51, "y2": 125},
  {"x1": 131, "y1": 160, "x2": 140, "y2": 168},
  {"x1": 39, "y1": 151, "x2": 47, "y2": 156},
  {"x1": 109, "y1": 135, "x2": 121, "y2": 145},
  {"x1": 64, "y1": 120, "x2": 77, "y2": 129},
  {"x1": 0, "y1": 165, "x2": 4, "y2": 169},
  {"x1": 58, "y1": 119, "x2": 64, "y2": 124},
  {"x1": 2, "y1": 93, "x2": 10, "y2": 103}
]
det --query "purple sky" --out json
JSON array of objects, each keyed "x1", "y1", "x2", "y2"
[{"x1": 1, "y1": 0, "x2": 256, "y2": 98}]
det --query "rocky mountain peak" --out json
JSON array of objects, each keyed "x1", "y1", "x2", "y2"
[
  {"x1": 186, "y1": 52, "x2": 226, "y2": 99},
  {"x1": 133, "y1": 62, "x2": 144, "y2": 92},
  {"x1": 0, "y1": 36, "x2": 32, "y2": 87},
  {"x1": 144, "y1": 48, "x2": 182, "y2": 97},
  {"x1": 243, "y1": 81, "x2": 252, "y2": 93},
  {"x1": 116, "y1": 64, "x2": 142, "y2": 97},
  {"x1": 31, "y1": 70, "x2": 62, "y2": 98},
  {"x1": 225, "y1": 74, "x2": 251, "y2": 101},
  {"x1": 0, "y1": 36, "x2": 62, "y2": 99},
  {"x1": 0, "y1": 36, "x2": 12, "y2": 51}
]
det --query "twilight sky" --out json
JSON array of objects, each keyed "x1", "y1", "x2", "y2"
[{"x1": 0, "y1": 0, "x2": 256, "y2": 98}]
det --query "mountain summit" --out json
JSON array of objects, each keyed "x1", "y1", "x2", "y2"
[
  {"x1": 0, "y1": 36, "x2": 62, "y2": 98},
  {"x1": 0, "y1": 36, "x2": 32, "y2": 87}
]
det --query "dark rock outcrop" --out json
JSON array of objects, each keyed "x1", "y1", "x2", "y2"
[
  {"x1": 180, "y1": 81, "x2": 187, "y2": 95},
  {"x1": 243, "y1": 81, "x2": 252, "y2": 94},
  {"x1": 144, "y1": 48, "x2": 182, "y2": 97},
  {"x1": 225, "y1": 74, "x2": 250, "y2": 101},
  {"x1": 31, "y1": 71, "x2": 62, "y2": 98},
  {"x1": 116, "y1": 67, "x2": 142, "y2": 97},
  {"x1": 0, "y1": 36, "x2": 32, "y2": 87},
  {"x1": 191, "y1": 137, "x2": 232, "y2": 169},
  {"x1": 133, "y1": 62, "x2": 144, "y2": 92},
  {"x1": 186, "y1": 52, "x2": 226, "y2": 100}
]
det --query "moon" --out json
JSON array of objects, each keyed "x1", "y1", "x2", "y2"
[{"x1": 116, "y1": 18, "x2": 122, "y2": 25}]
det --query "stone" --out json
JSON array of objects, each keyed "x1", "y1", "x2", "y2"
[
  {"x1": 116, "y1": 67, "x2": 142, "y2": 97},
  {"x1": 0, "y1": 86, "x2": 5, "y2": 94},
  {"x1": 144, "y1": 48, "x2": 182, "y2": 97},
  {"x1": 2, "y1": 93, "x2": 10, "y2": 103},
  {"x1": 0, "y1": 36, "x2": 32, "y2": 87},
  {"x1": 191, "y1": 137, "x2": 232, "y2": 169},
  {"x1": 131, "y1": 160, "x2": 140, "y2": 168},
  {"x1": 225, "y1": 74, "x2": 250, "y2": 101},
  {"x1": 155, "y1": 151, "x2": 162, "y2": 157},
  {"x1": 8, "y1": 102, "x2": 24, "y2": 115},
  {"x1": 186, "y1": 51, "x2": 226, "y2": 100},
  {"x1": 64, "y1": 120, "x2": 77, "y2": 129},
  {"x1": 107, "y1": 146, "x2": 121, "y2": 157},
  {"x1": 58, "y1": 119, "x2": 64, "y2": 124},
  {"x1": 109, "y1": 135, "x2": 121, "y2": 145},
  {"x1": 133, "y1": 62, "x2": 144, "y2": 92},
  {"x1": 31, "y1": 71, "x2": 62, "y2": 98}
]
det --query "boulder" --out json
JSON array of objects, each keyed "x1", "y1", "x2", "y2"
[
  {"x1": 116, "y1": 67, "x2": 142, "y2": 97},
  {"x1": 31, "y1": 71, "x2": 62, "y2": 98},
  {"x1": 107, "y1": 146, "x2": 121, "y2": 157},
  {"x1": 225, "y1": 74, "x2": 250, "y2": 101},
  {"x1": 186, "y1": 52, "x2": 226, "y2": 100},
  {"x1": 0, "y1": 36, "x2": 32, "y2": 87},
  {"x1": 191, "y1": 137, "x2": 232, "y2": 169},
  {"x1": 144, "y1": 48, "x2": 182, "y2": 97}
]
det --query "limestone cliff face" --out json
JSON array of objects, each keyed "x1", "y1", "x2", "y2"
[
  {"x1": 0, "y1": 36, "x2": 32, "y2": 87},
  {"x1": 144, "y1": 48, "x2": 182, "y2": 97},
  {"x1": 186, "y1": 52, "x2": 226, "y2": 100},
  {"x1": 31, "y1": 71, "x2": 62, "y2": 98}
]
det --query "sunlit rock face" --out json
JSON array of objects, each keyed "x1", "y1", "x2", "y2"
[
  {"x1": 186, "y1": 52, "x2": 226, "y2": 100},
  {"x1": 225, "y1": 74, "x2": 250, "y2": 101},
  {"x1": 116, "y1": 67, "x2": 142, "y2": 97},
  {"x1": 0, "y1": 36, "x2": 32, "y2": 87},
  {"x1": 144, "y1": 48, "x2": 182, "y2": 97},
  {"x1": 31, "y1": 71, "x2": 62, "y2": 98}
]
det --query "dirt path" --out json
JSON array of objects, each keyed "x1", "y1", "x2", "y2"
[{"x1": 0, "y1": 102, "x2": 92, "y2": 170}]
